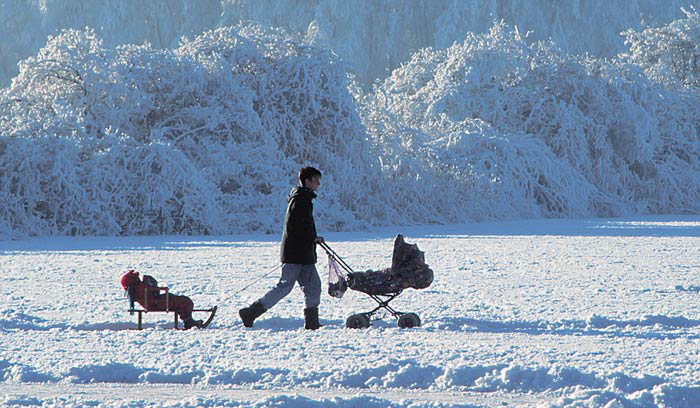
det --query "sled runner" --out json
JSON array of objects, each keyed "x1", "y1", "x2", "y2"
[
  {"x1": 320, "y1": 235, "x2": 433, "y2": 329},
  {"x1": 128, "y1": 305, "x2": 217, "y2": 330},
  {"x1": 199, "y1": 305, "x2": 217, "y2": 328}
]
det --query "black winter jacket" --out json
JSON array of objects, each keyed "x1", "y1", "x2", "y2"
[{"x1": 280, "y1": 186, "x2": 318, "y2": 264}]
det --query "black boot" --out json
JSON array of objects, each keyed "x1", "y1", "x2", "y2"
[
  {"x1": 304, "y1": 307, "x2": 321, "y2": 330},
  {"x1": 239, "y1": 301, "x2": 266, "y2": 328},
  {"x1": 183, "y1": 317, "x2": 203, "y2": 330}
]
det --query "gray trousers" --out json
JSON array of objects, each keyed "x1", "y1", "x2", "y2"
[{"x1": 259, "y1": 263, "x2": 321, "y2": 310}]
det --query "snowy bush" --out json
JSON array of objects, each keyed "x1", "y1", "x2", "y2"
[
  {"x1": 621, "y1": 7, "x2": 700, "y2": 89},
  {"x1": 2, "y1": 1, "x2": 693, "y2": 91},
  {"x1": 0, "y1": 24, "x2": 382, "y2": 237},
  {"x1": 357, "y1": 21, "x2": 700, "y2": 221},
  {"x1": 2, "y1": 17, "x2": 700, "y2": 238}
]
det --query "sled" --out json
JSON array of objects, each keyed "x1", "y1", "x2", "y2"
[{"x1": 121, "y1": 270, "x2": 217, "y2": 330}]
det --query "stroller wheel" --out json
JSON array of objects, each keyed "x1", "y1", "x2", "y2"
[
  {"x1": 346, "y1": 313, "x2": 371, "y2": 329},
  {"x1": 397, "y1": 313, "x2": 421, "y2": 328}
]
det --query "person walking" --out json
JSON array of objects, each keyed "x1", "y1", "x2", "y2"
[{"x1": 239, "y1": 166, "x2": 325, "y2": 329}]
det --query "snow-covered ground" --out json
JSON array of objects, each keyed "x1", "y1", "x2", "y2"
[{"x1": 2, "y1": 216, "x2": 700, "y2": 407}]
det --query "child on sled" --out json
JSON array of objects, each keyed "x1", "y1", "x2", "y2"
[{"x1": 120, "y1": 270, "x2": 204, "y2": 330}]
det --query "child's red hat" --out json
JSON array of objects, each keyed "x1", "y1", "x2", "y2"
[{"x1": 120, "y1": 270, "x2": 140, "y2": 290}]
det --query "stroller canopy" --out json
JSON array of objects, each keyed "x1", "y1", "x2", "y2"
[{"x1": 389, "y1": 234, "x2": 434, "y2": 290}]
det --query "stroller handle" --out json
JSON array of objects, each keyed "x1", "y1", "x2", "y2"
[{"x1": 318, "y1": 241, "x2": 354, "y2": 275}]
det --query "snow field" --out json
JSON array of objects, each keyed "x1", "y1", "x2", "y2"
[{"x1": 1, "y1": 217, "x2": 700, "y2": 406}]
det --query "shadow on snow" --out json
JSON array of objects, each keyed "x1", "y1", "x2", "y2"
[{"x1": 431, "y1": 314, "x2": 700, "y2": 340}]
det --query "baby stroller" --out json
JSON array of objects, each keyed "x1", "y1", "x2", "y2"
[{"x1": 320, "y1": 234, "x2": 434, "y2": 329}]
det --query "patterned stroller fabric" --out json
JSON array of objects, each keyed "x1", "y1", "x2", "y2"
[{"x1": 346, "y1": 235, "x2": 434, "y2": 295}]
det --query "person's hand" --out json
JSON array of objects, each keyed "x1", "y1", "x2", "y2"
[{"x1": 315, "y1": 236, "x2": 325, "y2": 244}]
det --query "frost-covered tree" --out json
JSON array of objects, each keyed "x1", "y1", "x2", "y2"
[
  {"x1": 621, "y1": 7, "x2": 700, "y2": 89},
  {"x1": 2, "y1": 16, "x2": 700, "y2": 238},
  {"x1": 356, "y1": 21, "x2": 700, "y2": 220},
  {"x1": 0, "y1": 24, "x2": 385, "y2": 237},
  {"x1": 1, "y1": 0, "x2": 694, "y2": 89}
]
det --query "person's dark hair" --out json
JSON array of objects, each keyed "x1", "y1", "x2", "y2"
[{"x1": 298, "y1": 166, "x2": 322, "y2": 184}]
